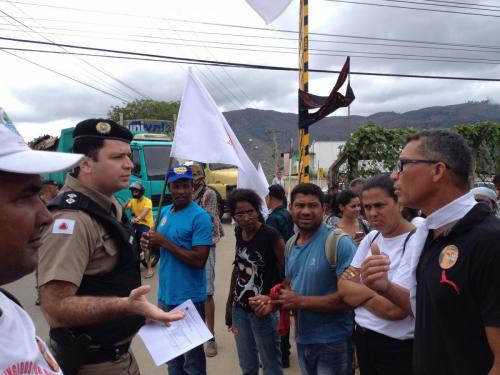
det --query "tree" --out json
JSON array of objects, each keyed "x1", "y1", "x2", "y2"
[
  {"x1": 332, "y1": 121, "x2": 500, "y2": 188},
  {"x1": 453, "y1": 121, "x2": 500, "y2": 181},
  {"x1": 337, "y1": 122, "x2": 417, "y2": 182},
  {"x1": 107, "y1": 99, "x2": 180, "y2": 122}
]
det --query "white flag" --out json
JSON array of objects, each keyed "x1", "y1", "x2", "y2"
[
  {"x1": 172, "y1": 69, "x2": 268, "y2": 199},
  {"x1": 257, "y1": 163, "x2": 269, "y2": 188},
  {"x1": 246, "y1": 0, "x2": 293, "y2": 24}
]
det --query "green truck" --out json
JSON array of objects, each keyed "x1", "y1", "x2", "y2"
[{"x1": 34, "y1": 128, "x2": 237, "y2": 219}]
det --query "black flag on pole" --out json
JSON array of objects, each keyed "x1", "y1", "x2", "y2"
[{"x1": 298, "y1": 57, "x2": 355, "y2": 128}]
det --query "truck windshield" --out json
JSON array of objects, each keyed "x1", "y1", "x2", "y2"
[
  {"x1": 144, "y1": 145, "x2": 172, "y2": 179},
  {"x1": 209, "y1": 163, "x2": 237, "y2": 170}
]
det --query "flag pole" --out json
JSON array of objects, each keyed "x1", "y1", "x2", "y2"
[
  {"x1": 153, "y1": 156, "x2": 174, "y2": 231},
  {"x1": 298, "y1": 0, "x2": 309, "y2": 183}
]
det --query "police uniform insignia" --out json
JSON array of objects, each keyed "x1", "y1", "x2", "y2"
[
  {"x1": 439, "y1": 245, "x2": 459, "y2": 269},
  {"x1": 65, "y1": 193, "x2": 77, "y2": 204},
  {"x1": 96, "y1": 121, "x2": 112, "y2": 134},
  {"x1": 52, "y1": 219, "x2": 75, "y2": 234},
  {"x1": 173, "y1": 166, "x2": 187, "y2": 174}
]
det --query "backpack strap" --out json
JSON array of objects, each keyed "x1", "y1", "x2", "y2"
[
  {"x1": 324, "y1": 228, "x2": 349, "y2": 271},
  {"x1": 285, "y1": 233, "x2": 299, "y2": 259},
  {"x1": 370, "y1": 231, "x2": 381, "y2": 245},
  {"x1": 402, "y1": 229, "x2": 417, "y2": 255}
]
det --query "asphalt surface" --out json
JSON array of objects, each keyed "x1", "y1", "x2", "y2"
[{"x1": 4, "y1": 221, "x2": 302, "y2": 374}]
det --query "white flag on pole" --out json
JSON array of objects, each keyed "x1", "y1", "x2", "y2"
[
  {"x1": 245, "y1": 0, "x2": 293, "y2": 24},
  {"x1": 172, "y1": 68, "x2": 268, "y2": 199},
  {"x1": 257, "y1": 163, "x2": 269, "y2": 188}
]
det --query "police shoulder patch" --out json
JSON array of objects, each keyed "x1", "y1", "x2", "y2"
[{"x1": 52, "y1": 218, "x2": 76, "y2": 235}]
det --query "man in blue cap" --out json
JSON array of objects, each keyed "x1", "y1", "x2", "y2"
[{"x1": 141, "y1": 165, "x2": 212, "y2": 375}]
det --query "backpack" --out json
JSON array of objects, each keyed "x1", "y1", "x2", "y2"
[{"x1": 285, "y1": 228, "x2": 349, "y2": 271}]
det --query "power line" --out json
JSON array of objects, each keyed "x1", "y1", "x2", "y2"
[
  {"x1": 4, "y1": 22, "x2": 500, "y2": 57},
  {"x1": 1, "y1": 12, "x2": 499, "y2": 53},
  {"x1": 0, "y1": 5, "x2": 139, "y2": 101},
  {"x1": 4, "y1": 0, "x2": 150, "y2": 100},
  {"x1": 382, "y1": 0, "x2": 500, "y2": 13},
  {"x1": 160, "y1": 18, "x2": 244, "y2": 111},
  {"x1": 421, "y1": 0, "x2": 500, "y2": 10},
  {"x1": 179, "y1": 18, "x2": 256, "y2": 108},
  {"x1": 1, "y1": 49, "x2": 128, "y2": 101},
  {"x1": 3, "y1": 18, "x2": 500, "y2": 64},
  {"x1": 3, "y1": 41, "x2": 500, "y2": 82},
  {"x1": 3, "y1": 32, "x2": 500, "y2": 66},
  {"x1": 326, "y1": 0, "x2": 500, "y2": 18}
]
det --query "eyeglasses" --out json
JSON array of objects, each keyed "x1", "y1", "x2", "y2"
[
  {"x1": 394, "y1": 158, "x2": 448, "y2": 174},
  {"x1": 233, "y1": 209, "x2": 257, "y2": 220}
]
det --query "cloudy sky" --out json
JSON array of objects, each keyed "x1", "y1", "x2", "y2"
[{"x1": 2, "y1": 0, "x2": 500, "y2": 140}]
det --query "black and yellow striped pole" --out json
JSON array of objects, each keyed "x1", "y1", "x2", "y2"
[{"x1": 298, "y1": 0, "x2": 309, "y2": 183}]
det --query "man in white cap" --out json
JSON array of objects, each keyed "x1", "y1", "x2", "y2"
[
  {"x1": 471, "y1": 186, "x2": 498, "y2": 216},
  {"x1": 0, "y1": 109, "x2": 81, "y2": 374}
]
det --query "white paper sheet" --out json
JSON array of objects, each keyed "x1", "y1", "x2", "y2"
[{"x1": 138, "y1": 299, "x2": 213, "y2": 366}]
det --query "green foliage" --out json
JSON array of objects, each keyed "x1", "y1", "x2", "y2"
[
  {"x1": 336, "y1": 121, "x2": 500, "y2": 185},
  {"x1": 453, "y1": 121, "x2": 500, "y2": 180},
  {"x1": 338, "y1": 122, "x2": 417, "y2": 181},
  {"x1": 107, "y1": 99, "x2": 180, "y2": 122}
]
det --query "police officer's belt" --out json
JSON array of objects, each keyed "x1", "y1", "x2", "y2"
[{"x1": 83, "y1": 342, "x2": 132, "y2": 364}]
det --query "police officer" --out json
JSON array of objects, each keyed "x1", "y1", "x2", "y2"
[{"x1": 37, "y1": 119, "x2": 184, "y2": 375}]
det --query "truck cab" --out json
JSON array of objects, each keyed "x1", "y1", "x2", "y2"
[
  {"x1": 36, "y1": 128, "x2": 237, "y2": 220},
  {"x1": 202, "y1": 163, "x2": 237, "y2": 216},
  {"x1": 125, "y1": 133, "x2": 173, "y2": 217}
]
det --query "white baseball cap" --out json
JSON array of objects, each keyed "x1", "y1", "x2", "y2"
[{"x1": 0, "y1": 113, "x2": 83, "y2": 174}]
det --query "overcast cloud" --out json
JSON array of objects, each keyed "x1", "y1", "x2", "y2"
[{"x1": 1, "y1": 0, "x2": 500, "y2": 140}]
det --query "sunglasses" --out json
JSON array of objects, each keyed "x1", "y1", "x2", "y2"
[{"x1": 395, "y1": 158, "x2": 449, "y2": 174}]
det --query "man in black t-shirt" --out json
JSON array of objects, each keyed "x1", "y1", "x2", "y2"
[{"x1": 360, "y1": 130, "x2": 500, "y2": 375}]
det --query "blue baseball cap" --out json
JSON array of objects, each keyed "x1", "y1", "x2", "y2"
[{"x1": 167, "y1": 165, "x2": 193, "y2": 183}]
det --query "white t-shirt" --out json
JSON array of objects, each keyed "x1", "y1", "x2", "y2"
[
  {"x1": 350, "y1": 230, "x2": 415, "y2": 340},
  {"x1": 271, "y1": 177, "x2": 285, "y2": 188},
  {"x1": 0, "y1": 291, "x2": 63, "y2": 375}
]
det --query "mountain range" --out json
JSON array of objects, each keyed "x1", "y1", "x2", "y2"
[{"x1": 223, "y1": 100, "x2": 500, "y2": 176}]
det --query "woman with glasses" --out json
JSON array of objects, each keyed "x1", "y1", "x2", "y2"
[
  {"x1": 327, "y1": 190, "x2": 370, "y2": 246},
  {"x1": 338, "y1": 173, "x2": 416, "y2": 375},
  {"x1": 225, "y1": 188, "x2": 285, "y2": 375}
]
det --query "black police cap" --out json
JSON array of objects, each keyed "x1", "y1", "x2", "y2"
[{"x1": 72, "y1": 118, "x2": 133, "y2": 143}]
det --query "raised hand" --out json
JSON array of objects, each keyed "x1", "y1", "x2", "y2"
[{"x1": 360, "y1": 243, "x2": 391, "y2": 293}]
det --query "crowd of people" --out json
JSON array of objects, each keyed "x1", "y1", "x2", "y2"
[{"x1": 1, "y1": 117, "x2": 499, "y2": 375}]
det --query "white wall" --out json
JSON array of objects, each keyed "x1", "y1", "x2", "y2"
[{"x1": 310, "y1": 141, "x2": 345, "y2": 171}]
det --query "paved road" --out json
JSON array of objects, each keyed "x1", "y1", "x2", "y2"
[{"x1": 4, "y1": 221, "x2": 302, "y2": 374}]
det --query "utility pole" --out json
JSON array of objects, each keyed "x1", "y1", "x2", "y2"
[{"x1": 298, "y1": 0, "x2": 309, "y2": 183}]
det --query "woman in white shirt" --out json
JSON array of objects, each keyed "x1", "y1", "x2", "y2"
[{"x1": 338, "y1": 173, "x2": 417, "y2": 375}]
